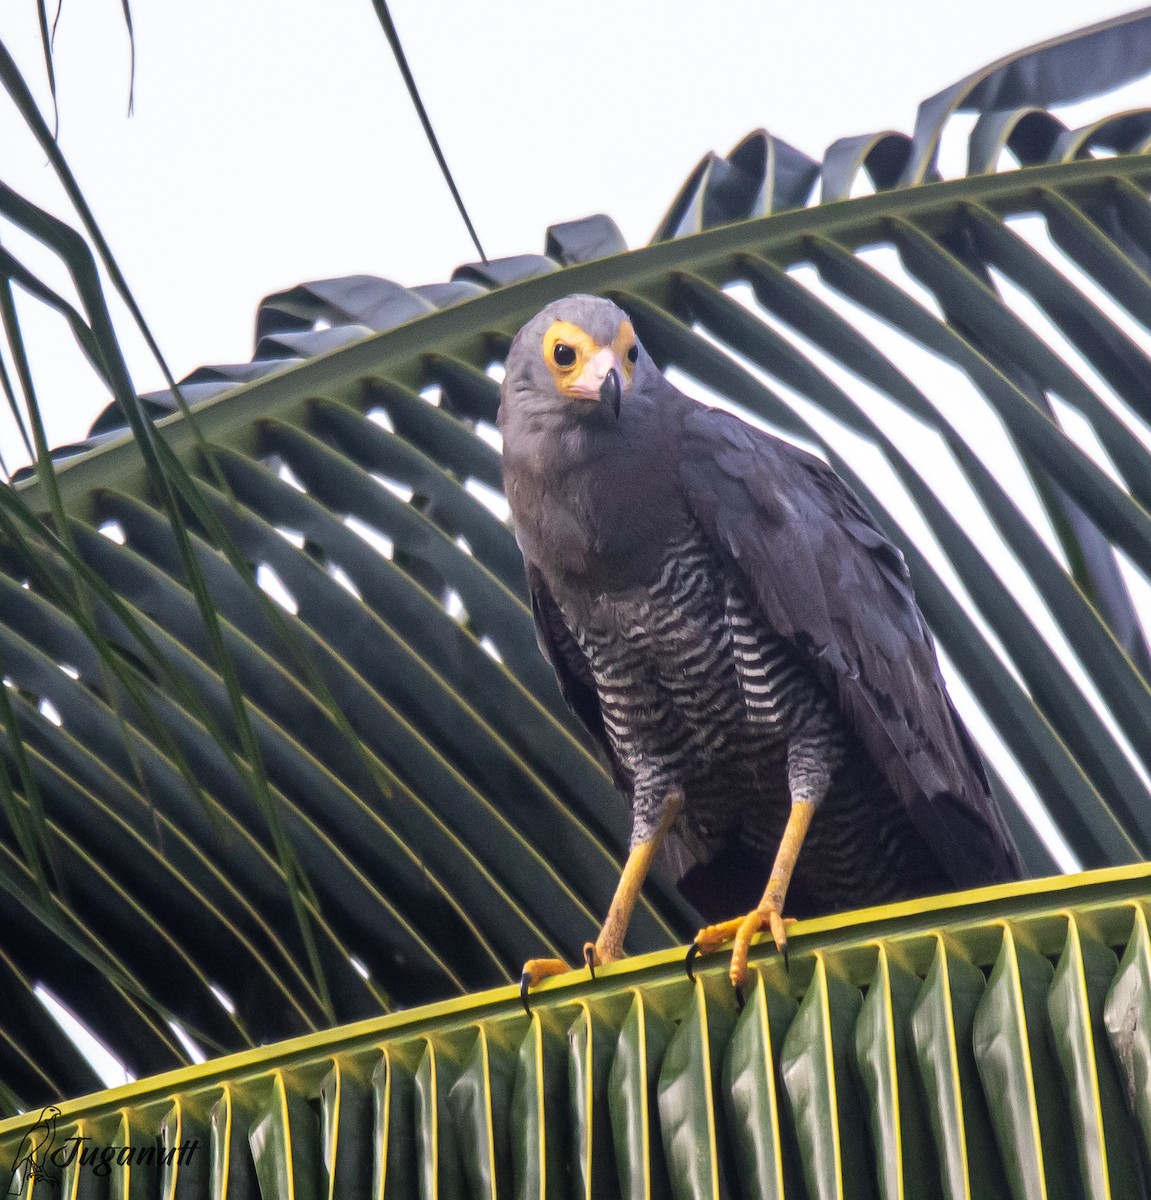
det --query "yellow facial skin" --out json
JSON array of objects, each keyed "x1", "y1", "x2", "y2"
[{"x1": 542, "y1": 319, "x2": 638, "y2": 399}]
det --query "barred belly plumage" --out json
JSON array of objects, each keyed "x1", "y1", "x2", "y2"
[{"x1": 564, "y1": 525, "x2": 946, "y2": 917}]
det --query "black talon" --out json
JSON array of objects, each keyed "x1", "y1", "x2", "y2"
[
  {"x1": 781, "y1": 941, "x2": 790, "y2": 973},
  {"x1": 685, "y1": 942, "x2": 701, "y2": 983},
  {"x1": 733, "y1": 983, "x2": 746, "y2": 1013},
  {"x1": 584, "y1": 945, "x2": 597, "y2": 980},
  {"x1": 520, "y1": 972, "x2": 533, "y2": 1017}
]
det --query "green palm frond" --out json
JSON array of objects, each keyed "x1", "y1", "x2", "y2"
[{"x1": 2, "y1": 868, "x2": 1150, "y2": 1199}]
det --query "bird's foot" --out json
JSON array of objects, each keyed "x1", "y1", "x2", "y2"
[
  {"x1": 520, "y1": 944, "x2": 614, "y2": 1014},
  {"x1": 687, "y1": 909, "x2": 796, "y2": 988},
  {"x1": 520, "y1": 957, "x2": 570, "y2": 1014}
]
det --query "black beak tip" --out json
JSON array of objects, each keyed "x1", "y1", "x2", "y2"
[{"x1": 600, "y1": 368, "x2": 621, "y2": 417}]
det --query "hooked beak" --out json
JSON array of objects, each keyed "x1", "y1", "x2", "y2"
[
  {"x1": 568, "y1": 346, "x2": 624, "y2": 417},
  {"x1": 600, "y1": 368, "x2": 621, "y2": 418}
]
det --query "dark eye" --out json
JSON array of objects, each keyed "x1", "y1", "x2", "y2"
[
  {"x1": 552, "y1": 343, "x2": 576, "y2": 367},
  {"x1": 626, "y1": 344, "x2": 639, "y2": 364}
]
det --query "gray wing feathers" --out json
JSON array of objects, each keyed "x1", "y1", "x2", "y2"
[
  {"x1": 678, "y1": 405, "x2": 1021, "y2": 884},
  {"x1": 526, "y1": 563, "x2": 629, "y2": 792}
]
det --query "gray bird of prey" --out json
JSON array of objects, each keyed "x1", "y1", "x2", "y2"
[{"x1": 499, "y1": 294, "x2": 1023, "y2": 996}]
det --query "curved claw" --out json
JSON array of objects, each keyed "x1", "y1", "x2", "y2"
[
  {"x1": 768, "y1": 909, "x2": 791, "y2": 973},
  {"x1": 733, "y1": 983, "x2": 746, "y2": 1013},
  {"x1": 518, "y1": 957, "x2": 571, "y2": 1012},
  {"x1": 583, "y1": 943, "x2": 598, "y2": 980},
  {"x1": 685, "y1": 942, "x2": 701, "y2": 983}
]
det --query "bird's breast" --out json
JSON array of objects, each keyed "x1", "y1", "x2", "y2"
[
  {"x1": 527, "y1": 500, "x2": 683, "y2": 614},
  {"x1": 562, "y1": 525, "x2": 729, "y2": 665},
  {"x1": 505, "y1": 421, "x2": 686, "y2": 593}
]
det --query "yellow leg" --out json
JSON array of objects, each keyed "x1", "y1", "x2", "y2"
[
  {"x1": 590, "y1": 788, "x2": 683, "y2": 966},
  {"x1": 691, "y1": 800, "x2": 815, "y2": 988},
  {"x1": 521, "y1": 788, "x2": 683, "y2": 1010}
]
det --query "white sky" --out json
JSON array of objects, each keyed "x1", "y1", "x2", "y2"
[{"x1": 0, "y1": 0, "x2": 1147, "y2": 467}]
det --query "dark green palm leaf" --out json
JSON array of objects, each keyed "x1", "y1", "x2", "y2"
[{"x1": 1, "y1": 868, "x2": 1150, "y2": 1198}]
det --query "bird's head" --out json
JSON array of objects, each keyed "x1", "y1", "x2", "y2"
[{"x1": 499, "y1": 295, "x2": 656, "y2": 430}]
